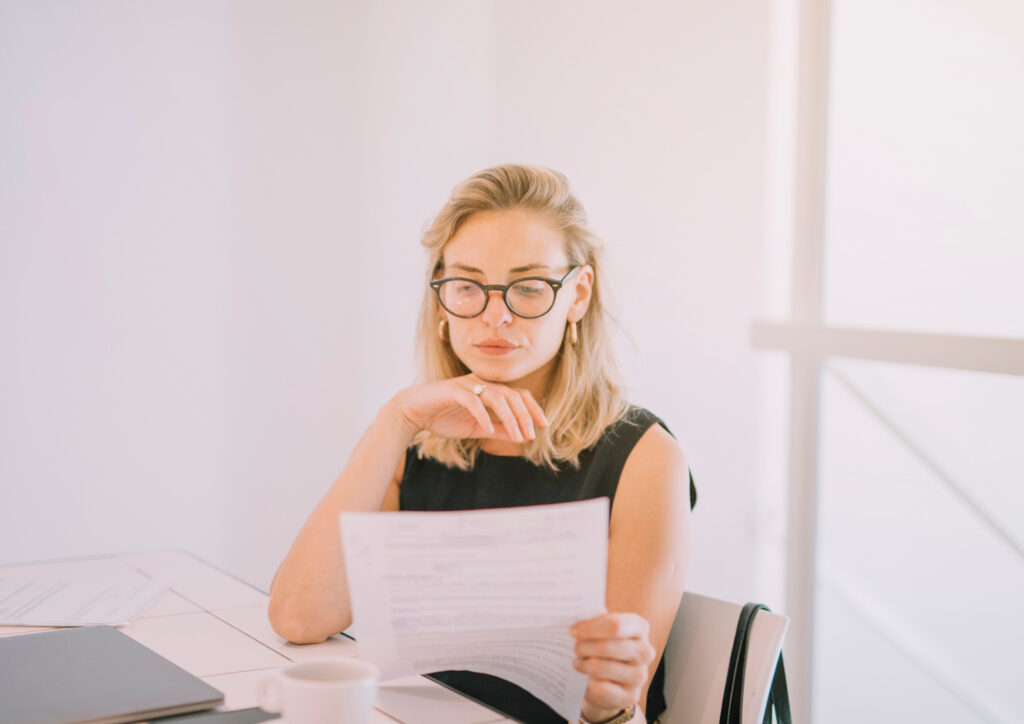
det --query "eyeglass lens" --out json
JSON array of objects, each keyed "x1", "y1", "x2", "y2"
[{"x1": 437, "y1": 279, "x2": 554, "y2": 318}]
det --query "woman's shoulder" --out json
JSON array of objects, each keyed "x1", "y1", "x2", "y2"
[
  {"x1": 580, "y1": 404, "x2": 669, "y2": 476},
  {"x1": 612, "y1": 405, "x2": 697, "y2": 511},
  {"x1": 604, "y1": 404, "x2": 673, "y2": 441}
]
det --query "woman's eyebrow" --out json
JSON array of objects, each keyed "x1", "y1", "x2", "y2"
[
  {"x1": 447, "y1": 262, "x2": 551, "y2": 275},
  {"x1": 508, "y1": 263, "x2": 551, "y2": 274}
]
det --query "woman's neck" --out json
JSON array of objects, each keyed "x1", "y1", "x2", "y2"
[
  {"x1": 510, "y1": 357, "x2": 555, "y2": 403},
  {"x1": 479, "y1": 439, "x2": 523, "y2": 456}
]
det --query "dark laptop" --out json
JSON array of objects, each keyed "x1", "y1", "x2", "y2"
[{"x1": 0, "y1": 625, "x2": 224, "y2": 724}]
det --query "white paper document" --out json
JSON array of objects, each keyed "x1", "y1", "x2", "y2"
[
  {"x1": 0, "y1": 578, "x2": 168, "y2": 626},
  {"x1": 340, "y1": 497, "x2": 609, "y2": 722}
]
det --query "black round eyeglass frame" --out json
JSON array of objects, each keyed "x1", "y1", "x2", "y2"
[{"x1": 429, "y1": 266, "x2": 580, "y2": 319}]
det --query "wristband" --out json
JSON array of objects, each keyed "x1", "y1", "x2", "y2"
[{"x1": 580, "y1": 705, "x2": 636, "y2": 724}]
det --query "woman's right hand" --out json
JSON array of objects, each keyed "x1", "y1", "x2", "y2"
[{"x1": 391, "y1": 374, "x2": 549, "y2": 444}]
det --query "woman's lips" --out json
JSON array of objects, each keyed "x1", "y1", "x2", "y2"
[{"x1": 474, "y1": 339, "x2": 519, "y2": 356}]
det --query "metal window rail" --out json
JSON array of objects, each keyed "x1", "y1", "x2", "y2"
[
  {"x1": 818, "y1": 563, "x2": 1017, "y2": 724},
  {"x1": 752, "y1": 322, "x2": 1024, "y2": 377},
  {"x1": 827, "y1": 361, "x2": 1024, "y2": 562}
]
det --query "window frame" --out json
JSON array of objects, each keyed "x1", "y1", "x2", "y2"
[{"x1": 751, "y1": 1, "x2": 1024, "y2": 719}]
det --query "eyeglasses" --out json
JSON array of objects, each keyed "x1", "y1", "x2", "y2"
[{"x1": 430, "y1": 266, "x2": 580, "y2": 319}]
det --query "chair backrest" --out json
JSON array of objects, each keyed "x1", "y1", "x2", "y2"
[{"x1": 659, "y1": 593, "x2": 789, "y2": 724}]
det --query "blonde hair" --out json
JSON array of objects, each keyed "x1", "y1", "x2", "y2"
[{"x1": 415, "y1": 163, "x2": 627, "y2": 470}]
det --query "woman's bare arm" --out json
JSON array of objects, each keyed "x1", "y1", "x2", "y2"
[
  {"x1": 267, "y1": 398, "x2": 412, "y2": 643},
  {"x1": 267, "y1": 376, "x2": 547, "y2": 644},
  {"x1": 572, "y1": 425, "x2": 691, "y2": 720}
]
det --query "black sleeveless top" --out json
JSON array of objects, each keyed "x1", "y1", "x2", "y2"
[{"x1": 400, "y1": 406, "x2": 697, "y2": 724}]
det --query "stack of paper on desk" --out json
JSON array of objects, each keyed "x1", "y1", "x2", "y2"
[
  {"x1": 0, "y1": 578, "x2": 167, "y2": 626},
  {"x1": 340, "y1": 497, "x2": 609, "y2": 722}
]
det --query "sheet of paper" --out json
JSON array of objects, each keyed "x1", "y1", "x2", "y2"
[
  {"x1": 0, "y1": 578, "x2": 168, "y2": 626},
  {"x1": 340, "y1": 497, "x2": 609, "y2": 723}
]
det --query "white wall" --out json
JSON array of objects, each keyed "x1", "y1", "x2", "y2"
[
  {"x1": 2, "y1": 1, "x2": 236, "y2": 563},
  {"x1": 485, "y1": 1, "x2": 774, "y2": 602},
  {"x1": 1, "y1": 0, "x2": 776, "y2": 603}
]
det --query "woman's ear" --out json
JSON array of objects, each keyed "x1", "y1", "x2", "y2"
[{"x1": 567, "y1": 265, "x2": 595, "y2": 322}]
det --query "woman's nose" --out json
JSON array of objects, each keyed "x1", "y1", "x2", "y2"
[{"x1": 480, "y1": 290, "x2": 513, "y2": 325}]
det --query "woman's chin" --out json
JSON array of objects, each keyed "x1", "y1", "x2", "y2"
[
  {"x1": 468, "y1": 365, "x2": 520, "y2": 384},
  {"x1": 466, "y1": 358, "x2": 531, "y2": 384},
  {"x1": 458, "y1": 347, "x2": 556, "y2": 390}
]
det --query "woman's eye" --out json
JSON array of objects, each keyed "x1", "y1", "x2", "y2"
[{"x1": 512, "y1": 282, "x2": 544, "y2": 296}]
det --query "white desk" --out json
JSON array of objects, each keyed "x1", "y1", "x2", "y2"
[{"x1": 0, "y1": 551, "x2": 513, "y2": 724}]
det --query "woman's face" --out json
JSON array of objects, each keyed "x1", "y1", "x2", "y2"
[{"x1": 439, "y1": 208, "x2": 593, "y2": 397}]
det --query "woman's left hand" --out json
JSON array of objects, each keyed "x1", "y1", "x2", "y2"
[{"x1": 571, "y1": 612, "x2": 656, "y2": 721}]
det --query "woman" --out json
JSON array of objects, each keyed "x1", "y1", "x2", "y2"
[{"x1": 269, "y1": 164, "x2": 693, "y2": 724}]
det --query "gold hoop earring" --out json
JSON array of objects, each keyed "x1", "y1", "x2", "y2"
[
  {"x1": 567, "y1": 319, "x2": 578, "y2": 345},
  {"x1": 438, "y1": 318, "x2": 449, "y2": 342}
]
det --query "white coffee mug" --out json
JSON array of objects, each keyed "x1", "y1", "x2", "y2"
[{"x1": 257, "y1": 658, "x2": 379, "y2": 724}]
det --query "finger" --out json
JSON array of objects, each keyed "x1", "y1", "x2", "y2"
[
  {"x1": 571, "y1": 613, "x2": 650, "y2": 641},
  {"x1": 483, "y1": 391, "x2": 524, "y2": 443},
  {"x1": 575, "y1": 637, "x2": 656, "y2": 665},
  {"x1": 519, "y1": 389, "x2": 550, "y2": 428},
  {"x1": 574, "y1": 657, "x2": 649, "y2": 689},
  {"x1": 453, "y1": 387, "x2": 495, "y2": 435},
  {"x1": 502, "y1": 389, "x2": 536, "y2": 440}
]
